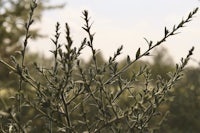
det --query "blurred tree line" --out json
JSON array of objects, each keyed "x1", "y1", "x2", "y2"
[{"x1": 1, "y1": 0, "x2": 200, "y2": 132}]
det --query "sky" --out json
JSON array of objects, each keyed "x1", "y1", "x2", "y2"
[{"x1": 29, "y1": 0, "x2": 200, "y2": 66}]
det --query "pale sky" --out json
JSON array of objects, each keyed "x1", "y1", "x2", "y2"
[{"x1": 29, "y1": 0, "x2": 200, "y2": 66}]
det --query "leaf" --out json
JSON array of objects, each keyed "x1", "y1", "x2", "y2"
[
  {"x1": 127, "y1": 55, "x2": 131, "y2": 64},
  {"x1": 117, "y1": 45, "x2": 123, "y2": 55},
  {"x1": 10, "y1": 56, "x2": 17, "y2": 64},
  {"x1": 136, "y1": 48, "x2": 140, "y2": 59},
  {"x1": 82, "y1": 27, "x2": 88, "y2": 32},
  {"x1": 164, "y1": 27, "x2": 169, "y2": 36}
]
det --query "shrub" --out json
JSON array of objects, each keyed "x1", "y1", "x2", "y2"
[{"x1": 0, "y1": 0, "x2": 198, "y2": 132}]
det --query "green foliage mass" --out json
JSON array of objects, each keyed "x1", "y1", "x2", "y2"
[{"x1": 0, "y1": 0, "x2": 200, "y2": 133}]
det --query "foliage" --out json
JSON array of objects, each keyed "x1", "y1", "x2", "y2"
[
  {"x1": 159, "y1": 67, "x2": 200, "y2": 133},
  {"x1": 0, "y1": 0, "x2": 64, "y2": 88},
  {"x1": 0, "y1": 0, "x2": 199, "y2": 132}
]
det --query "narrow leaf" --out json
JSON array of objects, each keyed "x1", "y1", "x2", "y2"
[
  {"x1": 164, "y1": 27, "x2": 169, "y2": 36},
  {"x1": 136, "y1": 48, "x2": 140, "y2": 59},
  {"x1": 127, "y1": 55, "x2": 131, "y2": 64}
]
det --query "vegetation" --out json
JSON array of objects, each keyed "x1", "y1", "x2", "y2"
[
  {"x1": 0, "y1": 0, "x2": 64, "y2": 88},
  {"x1": 0, "y1": 0, "x2": 199, "y2": 132}
]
